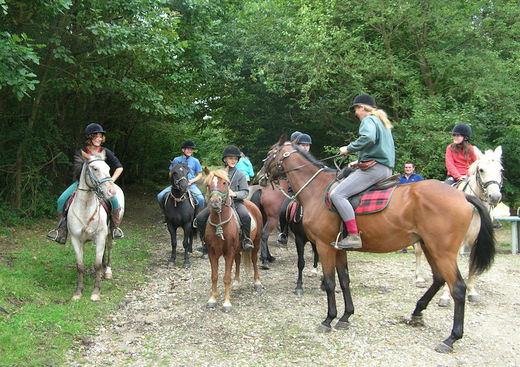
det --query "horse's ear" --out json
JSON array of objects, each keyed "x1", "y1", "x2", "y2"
[
  {"x1": 81, "y1": 150, "x2": 90, "y2": 160},
  {"x1": 473, "y1": 146, "x2": 484, "y2": 160},
  {"x1": 278, "y1": 134, "x2": 286, "y2": 145},
  {"x1": 495, "y1": 145, "x2": 502, "y2": 159},
  {"x1": 204, "y1": 166, "x2": 210, "y2": 176}
]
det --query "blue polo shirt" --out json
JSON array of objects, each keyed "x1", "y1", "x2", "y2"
[
  {"x1": 170, "y1": 155, "x2": 202, "y2": 181},
  {"x1": 399, "y1": 173, "x2": 424, "y2": 184}
]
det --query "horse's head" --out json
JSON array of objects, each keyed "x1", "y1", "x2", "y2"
[
  {"x1": 471, "y1": 146, "x2": 503, "y2": 206},
  {"x1": 170, "y1": 163, "x2": 190, "y2": 193},
  {"x1": 204, "y1": 169, "x2": 230, "y2": 211},
  {"x1": 81, "y1": 150, "x2": 117, "y2": 200},
  {"x1": 260, "y1": 136, "x2": 295, "y2": 183}
]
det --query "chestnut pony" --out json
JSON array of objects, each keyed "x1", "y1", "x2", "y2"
[
  {"x1": 260, "y1": 138, "x2": 495, "y2": 353},
  {"x1": 204, "y1": 169, "x2": 263, "y2": 312}
]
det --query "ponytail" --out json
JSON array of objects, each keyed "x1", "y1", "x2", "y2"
[{"x1": 364, "y1": 106, "x2": 393, "y2": 130}]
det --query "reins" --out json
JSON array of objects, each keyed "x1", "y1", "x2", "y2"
[{"x1": 79, "y1": 159, "x2": 113, "y2": 200}]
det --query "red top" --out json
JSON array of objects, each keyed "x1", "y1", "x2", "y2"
[{"x1": 445, "y1": 144, "x2": 477, "y2": 180}]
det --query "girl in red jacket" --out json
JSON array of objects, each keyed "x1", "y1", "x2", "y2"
[{"x1": 444, "y1": 123, "x2": 477, "y2": 185}]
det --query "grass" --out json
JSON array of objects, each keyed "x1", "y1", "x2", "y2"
[{"x1": 0, "y1": 220, "x2": 154, "y2": 366}]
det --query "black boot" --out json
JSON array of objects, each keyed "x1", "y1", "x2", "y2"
[
  {"x1": 46, "y1": 211, "x2": 68, "y2": 244},
  {"x1": 111, "y1": 207, "x2": 124, "y2": 239}
]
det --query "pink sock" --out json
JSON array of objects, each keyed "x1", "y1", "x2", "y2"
[{"x1": 345, "y1": 220, "x2": 358, "y2": 234}]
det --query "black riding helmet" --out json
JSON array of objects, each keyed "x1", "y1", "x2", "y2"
[
  {"x1": 349, "y1": 94, "x2": 377, "y2": 112},
  {"x1": 85, "y1": 123, "x2": 105, "y2": 136},
  {"x1": 222, "y1": 145, "x2": 241, "y2": 163},
  {"x1": 451, "y1": 124, "x2": 472, "y2": 140},
  {"x1": 181, "y1": 140, "x2": 196, "y2": 149}
]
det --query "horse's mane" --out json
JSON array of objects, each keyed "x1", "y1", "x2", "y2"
[
  {"x1": 204, "y1": 169, "x2": 230, "y2": 186},
  {"x1": 289, "y1": 142, "x2": 336, "y2": 173}
]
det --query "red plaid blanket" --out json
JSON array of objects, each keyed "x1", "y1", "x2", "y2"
[{"x1": 354, "y1": 187, "x2": 395, "y2": 215}]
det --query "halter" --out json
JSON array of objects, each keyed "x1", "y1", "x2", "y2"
[
  {"x1": 80, "y1": 158, "x2": 113, "y2": 199},
  {"x1": 208, "y1": 182, "x2": 233, "y2": 240},
  {"x1": 475, "y1": 166, "x2": 503, "y2": 203},
  {"x1": 263, "y1": 142, "x2": 325, "y2": 201},
  {"x1": 169, "y1": 167, "x2": 190, "y2": 204}
]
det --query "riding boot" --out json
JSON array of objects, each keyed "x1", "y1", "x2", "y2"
[
  {"x1": 110, "y1": 207, "x2": 124, "y2": 239},
  {"x1": 242, "y1": 225, "x2": 254, "y2": 251},
  {"x1": 331, "y1": 233, "x2": 362, "y2": 250},
  {"x1": 46, "y1": 211, "x2": 68, "y2": 244}
]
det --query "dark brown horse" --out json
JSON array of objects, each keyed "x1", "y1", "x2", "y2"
[
  {"x1": 260, "y1": 138, "x2": 495, "y2": 353},
  {"x1": 249, "y1": 181, "x2": 288, "y2": 269},
  {"x1": 204, "y1": 169, "x2": 263, "y2": 312}
]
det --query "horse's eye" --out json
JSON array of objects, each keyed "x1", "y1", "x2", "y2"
[{"x1": 479, "y1": 168, "x2": 484, "y2": 173}]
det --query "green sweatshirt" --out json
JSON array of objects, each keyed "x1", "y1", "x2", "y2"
[{"x1": 346, "y1": 115, "x2": 395, "y2": 168}]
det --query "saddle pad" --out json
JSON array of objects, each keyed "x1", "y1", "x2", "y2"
[
  {"x1": 354, "y1": 187, "x2": 395, "y2": 215},
  {"x1": 231, "y1": 208, "x2": 257, "y2": 233}
]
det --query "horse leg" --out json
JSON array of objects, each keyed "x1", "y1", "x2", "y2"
[
  {"x1": 310, "y1": 242, "x2": 319, "y2": 277},
  {"x1": 71, "y1": 237, "x2": 84, "y2": 300},
  {"x1": 222, "y1": 253, "x2": 234, "y2": 312},
  {"x1": 294, "y1": 227, "x2": 305, "y2": 296},
  {"x1": 414, "y1": 242, "x2": 427, "y2": 288},
  {"x1": 411, "y1": 273, "x2": 445, "y2": 326},
  {"x1": 182, "y1": 222, "x2": 192, "y2": 269},
  {"x1": 91, "y1": 236, "x2": 106, "y2": 301},
  {"x1": 466, "y1": 265, "x2": 480, "y2": 303},
  {"x1": 316, "y1": 242, "x2": 338, "y2": 332},
  {"x1": 104, "y1": 236, "x2": 114, "y2": 280},
  {"x1": 259, "y1": 222, "x2": 271, "y2": 269},
  {"x1": 207, "y1": 253, "x2": 219, "y2": 309},
  {"x1": 335, "y1": 251, "x2": 354, "y2": 330},
  {"x1": 251, "y1": 240, "x2": 262, "y2": 290},
  {"x1": 437, "y1": 271, "x2": 466, "y2": 353},
  {"x1": 232, "y1": 252, "x2": 241, "y2": 290},
  {"x1": 167, "y1": 223, "x2": 177, "y2": 267}
]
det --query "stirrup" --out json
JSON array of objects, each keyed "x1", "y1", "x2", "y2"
[
  {"x1": 112, "y1": 228, "x2": 124, "y2": 239},
  {"x1": 46, "y1": 229, "x2": 59, "y2": 241}
]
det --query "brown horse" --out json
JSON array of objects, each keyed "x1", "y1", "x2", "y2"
[
  {"x1": 260, "y1": 138, "x2": 495, "y2": 353},
  {"x1": 249, "y1": 181, "x2": 288, "y2": 269},
  {"x1": 204, "y1": 169, "x2": 263, "y2": 312}
]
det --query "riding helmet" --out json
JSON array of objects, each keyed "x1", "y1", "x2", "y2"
[
  {"x1": 241, "y1": 147, "x2": 249, "y2": 156},
  {"x1": 349, "y1": 94, "x2": 377, "y2": 111},
  {"x1": 296, "y1": 133, "x2": 312, "y2": 145},
  {"x1": 222, "y1": 145, "x2": 242, "y2": 162},
  {"x1": 451, "y1": 124, "x2": 472, "y2": 139},
  {"x1": 85, "y1": 123, "x2": 105, "y2": 136},
  {"x1": 290, "y1": 131, "x2": 302, "y2": 142},
  {"x1": 181, "y1": 140, "x2": 196, "y2": 149}
]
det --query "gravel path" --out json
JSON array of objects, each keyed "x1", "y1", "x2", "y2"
[{"x1": 67, "y1": 193, "x2": 520, "y2": 366}]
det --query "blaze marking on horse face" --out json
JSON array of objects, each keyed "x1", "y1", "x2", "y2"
[{"x1": 212, "y1": 176, "x2": 218, "y2": 188}]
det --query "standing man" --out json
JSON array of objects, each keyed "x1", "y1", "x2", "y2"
[
  {"x1": 157, "y1": 140, "x2": 205, "y2": 211},
  {"x1": 399, "y1": 162, "x2": 424, "y2": 184}
]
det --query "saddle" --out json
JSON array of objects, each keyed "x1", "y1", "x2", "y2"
[
  {"x1": 324, "y1": 173, "x2": 400, "y2": 214},
  {"x1": 64, "y1": 191, "x2": 111, "y2": 217}
]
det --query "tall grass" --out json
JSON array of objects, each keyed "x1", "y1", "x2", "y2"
[{"x1": 0, "y1": 220, "x2": 153, "y2": 366}]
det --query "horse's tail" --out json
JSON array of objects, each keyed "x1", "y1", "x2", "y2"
[
  {"x1": 466, "y1": 194, "x2": 496, "y2": 275},
  {"x1": 242, "y1": 249, "x2": 252, "y2": 274},
  {"x1": 250, "y1": 189, "x2": 267, "y2": 225}
]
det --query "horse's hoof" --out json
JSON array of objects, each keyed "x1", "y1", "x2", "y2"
[
  {"x1": 254, "y1": 283, "x2": 263, "y2": 291},
  {"x1": 415, "y1": 281, "x2": 427, "y2": 288},
  {"x1": 183, "y1": 263, "x2": 190, "y2": 269},
  {"x1": 267, "y1": 255, "x2": 276, "y2": 263},
  {"x1": 260, "y1": 262, "x2": 270, "y2": 270},
  {"x1": 168, "y1": 261, "x2": 175, "y2": 268},
  {"x1": 104, "y1": 272, "x2": 113, "y2": 280},
  {"x1": 435, "y1": 342, "x2": 453, "y2": 353},
  {"x1": 438, "y1": 298, "x2": 451, "y2": 307},
  {"x1": 294, "y1": 288, "x2": 303, "y2": 296},
  {"x1": 90, "y1": 294, "x2": 100, "y2": 302},
  {"x1": 207, "y1": 301, "x2": 216, "y2": 309},
  {"x1": 409, "y1": 315, "x2": 425, "y2": 327},
  {"x1": 222, "y1": 305, "x2": 232, "y2": 313},
  {"x1": 468, "y1": 294, "x2": 480, "y2": 303},
  {"x1": 72, "y1": 294, "x2": 82, "y2": 301},
  {"x1": 334, "y1": 321, "x2": 350, "y2": 330},
  {"x1": 316, "y1": 323, "x2": 332, "y2": 333}
]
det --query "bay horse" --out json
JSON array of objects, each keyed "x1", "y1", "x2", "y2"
[
  {"x1": 204, "y1": 169, "x2": 263, "y2": 312},
  {"x1": 260, "y1": 138, "x2": 495, "y2": 353},
  {"x1": 163, "y1": 162, "x2": 196, "y2": 269},
  {"x1": 69, "y1": 150, "x2": 125, "y2": 301},
  {"x1": 415, "y1": 145, "x2": 503, "y2": 306},
  {"x1": 249, "y1": 181, "x2": 287, "y2": 269}
]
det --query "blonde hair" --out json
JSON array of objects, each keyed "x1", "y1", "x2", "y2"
[{"x1": 362, "y1": 105, "x2": 393, "y2": 130}]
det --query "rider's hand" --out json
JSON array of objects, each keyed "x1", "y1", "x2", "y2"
[
  {"x1": 229, "y1": 189, "x2": 237, "y2": 198},
  {"x1": 339, "y1": 146, "x2": 349, "y2": 155},
  {"x1": 348, "y1": 161, "x2": 359, "y2": 169}
]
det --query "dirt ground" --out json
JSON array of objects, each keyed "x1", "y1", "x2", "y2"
[{"x1": 67, "y1": 191, "x2": 520, "y2": 366}]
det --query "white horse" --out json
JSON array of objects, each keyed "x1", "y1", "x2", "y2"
[
  {"x1": 69, "y1": 150, "x2": 125, "y2": 301},
  {"x1": 415, "y1": 146, "x2": 502, "y2": 306}
]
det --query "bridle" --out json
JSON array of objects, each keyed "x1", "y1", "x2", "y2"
[
  {"x1": 80, "y1": 159, "x2": 113, "y2": 199},
  {"x1": 169, "y1": 165, "x2": 190, "y2": 204},
  {"x1": 475, "y1": 165, "x2": 503, "y2": 204},
  {"x1": 208, "y1": 180, "x2": 233, "y2": 240},
  {"x1": 262, "y1": 142, "x2": 325, "y2": 201}
]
